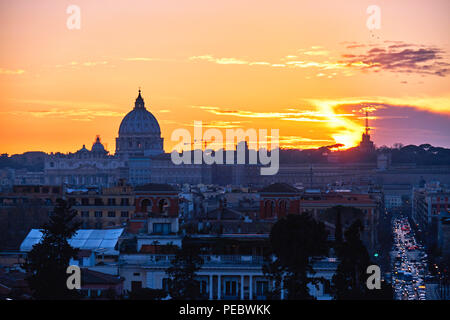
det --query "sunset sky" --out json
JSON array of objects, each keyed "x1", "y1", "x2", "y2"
[{"x1": 0, "y1": 0, "x2": 449, "y2": 155}]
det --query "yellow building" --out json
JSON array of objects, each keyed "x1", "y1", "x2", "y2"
[{"x1": 67, "y1": 180, "x2": 135, "y2": 229}]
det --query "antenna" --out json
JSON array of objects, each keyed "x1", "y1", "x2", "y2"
[{"x1": 365, "y1": 110, "x2": 370, "y2": 135}]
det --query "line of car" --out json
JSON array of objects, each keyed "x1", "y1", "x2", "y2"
[{"x1": 391, "y1": 216, "x2": 428, "y2": 300}]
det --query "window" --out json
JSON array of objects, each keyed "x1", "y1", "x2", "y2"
[
  {"x1": 107, "y1": 198, "x2": 116, "y2": 206},
  {"x1": 141, "y1": 199, "x2": 152, "y2": 213},
  {"x1": 108, "y1": 211, "x2": 116, "y2": 218},
  {"x1": 121, "y1": 211, "x2": 129, "y2": 218},
  {"x1": 225, "y1": 280, "x2": 238, "y2": 297},
  {"x1": 133, "y1": 272, "x2": 140, "y2": 276},
  {"x1": 153, "y1": 223, "x2": 171, "y2": 235},
  {"x1": 199, "y1": 279, "x2": 208, "y2": 295},
  {"x1": 256, "y1": 281, "x2": 268, "y2": 297},
  {"x1": 95, "y1": 211, "x2": 103, "y2": 217},
  {"x1": 158, "y1": 199, "x2": 170, "y2": 214},
  {"x1": 81, "y1": 211, "x2": 89, "y2": 218},
  {"x1": 121, "y1": 198, "x2": 130, "y2": 206},
  {"x1": 81, "y1": 198, "x2": 89, "y2": 206},
  {"x1": 162, "y1": 278, "x2": 170, "y2": 291}
]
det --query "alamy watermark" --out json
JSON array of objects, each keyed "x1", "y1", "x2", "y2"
[
  {"x1": 366, "y1": 5, "x2": 381, "y2": 30},
  {"x1": 170, "y1": 121, "x2": 279, "y2": 175},
  {"x1": 66, "y1": 265, "x2": 81, "y2": 290},
  {"x1": 66, "y1": 5, "x2": 81, "y2": 30},
  {"x1": 366, "y1": 264, "x2": 381, "y2": 290}
]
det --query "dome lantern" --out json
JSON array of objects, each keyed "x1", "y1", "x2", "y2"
[{"x1": 135, "y1": 88, "x2": 145, "y2": 109}]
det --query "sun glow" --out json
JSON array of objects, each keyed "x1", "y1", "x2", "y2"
[{"x1": 310, "y1": 100, "x2": 364, "y2": 149}]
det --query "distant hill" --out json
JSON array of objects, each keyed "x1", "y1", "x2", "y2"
[{"x1": 279, "y1": 144, "x2": 450, "y2": 165}]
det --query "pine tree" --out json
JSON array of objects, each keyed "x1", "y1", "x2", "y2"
[
  {"x1": 335, "y1": 206, "x2": 343, "y2": 244},
  {"x1": 23, "y1": 199, "x2": 81, "y2": 300},
  {"x1": 264, "y1": 214, "x2": 329, "y2": 299},
  {"x1": 332, "y1": 220, "x2": 371, "y2": 299}
]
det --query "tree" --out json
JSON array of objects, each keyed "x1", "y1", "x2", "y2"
[
  {"x1": 166, "y1": 238, "x2": 204, "y2": 300},
  {"x1": 331, "y1": 219, "x2": 393, "y2": 300},
  {"x1": 264, "y1": 214, "x2": 329, "y2": 299},
  {"x1": 332, "y1": 220, "x2": 370, "y2": 299},
  {"x1": 22, "y1": 199, "x2": 81, "y2": 300},
  {"x1": 334, "y1": 206, "x2": 343, "y2": 244}
]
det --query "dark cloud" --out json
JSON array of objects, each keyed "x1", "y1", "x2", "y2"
[
  {"x1": 334, "y1": 102, "x2": 450, "y2": 147},
  {"x1": 340, "y1": 42, "x2": 450, "y2": 77}
]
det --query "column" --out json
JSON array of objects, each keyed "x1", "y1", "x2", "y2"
[
  {"x1": 209, "y1": 275, "x2": 213, "y2": 300},
  {"x1": 240, "y1": 275, "x2": 244, "y2": 300},
  {"x1": 249, "y1": 275, "x2": 253, "y2": 300},
  {"x1": 217, "y1": 275, "x2": 221, "y2": 300}
]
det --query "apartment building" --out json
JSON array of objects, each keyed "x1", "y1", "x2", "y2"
[{"x1": 68, "y1": 180, "x2": 134, "y2": 229}]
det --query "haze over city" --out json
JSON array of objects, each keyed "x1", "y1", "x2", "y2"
[{"x1": 0, "y1": 0, "x2": 449, "y2": 154}]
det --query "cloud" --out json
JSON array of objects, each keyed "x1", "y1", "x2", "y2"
[
  {"x1": 189, "y1": 55, "x2": 249, "y2": 65},
  {"x1": 301, "y1": 46, "x2": 330, "y2": 56},
  {"x1": 278, "y1": 135, "x2": 335, "y2": 149},
  {"x1": 340, "y1": 42, "x2": 450, "y2": 77},
  {"x1": 13, "y1": 99, "x2": 117, "y2": 110},
  {"x1": 308, "y1": 96, "x2": 450, "y2": 115},
  {"x1": 0, "y1": 68, "x2": 25, "y2": 75},
  {"x1": 122, "y1": 57, "x2": 173, "y2": 62},
  {"x1": 55, "y1": 61, "x2": 108, "y2": 68},
  {"x1": 191, "y1": 105, "x2": 353, "y2": 122},
  {"x1": 3, "y1": 108, "x2": 124, "y2": 121},
  {"x1": 4, "y1": 99, "x2": 124, "y2": 121}
]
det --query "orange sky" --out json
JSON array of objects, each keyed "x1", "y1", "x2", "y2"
[{"x1": 0, "y1": 0, "x2": 449, "y2": 155}]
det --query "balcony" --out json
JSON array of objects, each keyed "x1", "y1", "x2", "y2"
[{"x1": 119, "y1": 254, "x2": 264, "y2": 266}]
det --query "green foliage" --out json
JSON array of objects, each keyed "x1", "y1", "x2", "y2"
[
  {"x1": 22, "y1": 199, "x2": 81, "y2": 300},
  {"x1": 166, "y1": 238, "x2": 204, "y2": 300},
  {"x1": 264, "y1": 214, "x2": 329, "y2": 300}
]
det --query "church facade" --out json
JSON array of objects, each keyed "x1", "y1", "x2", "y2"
[{"x1": 44, "y1": 90, "x2": 164, "y2": 188}]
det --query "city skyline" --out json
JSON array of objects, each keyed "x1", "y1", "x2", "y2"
[{"x1": 1, "y1": 0, "x2": 450, "y2": 155}]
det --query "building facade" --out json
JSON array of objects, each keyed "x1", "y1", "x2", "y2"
[
  {"x1": 67, "y1": 180, "x2": 135, "y2": 229},
  {"x1": 44, "y1": 136, "x2": 127, "y2": 188}
]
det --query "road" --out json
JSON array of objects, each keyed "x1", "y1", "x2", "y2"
[{"x1": 391, "y1": 216, "x2": 428, "y2": 300}]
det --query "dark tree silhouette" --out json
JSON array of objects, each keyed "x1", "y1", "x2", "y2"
[
  {"x1": 332, "y1": 220, "x2": 370, "y2": 299},
  {"x1": 22, "y1": 199, "x2": 81, "y2": 300},
  {"x1": 335, "y1": 206, "x2": 343, "y2": 244},
  {"x1": 166, "y1": 238, "x2": 204, "y2": 300},
  {"x1": 264, "y1": 214, "x2": 329, "y2": 300}
]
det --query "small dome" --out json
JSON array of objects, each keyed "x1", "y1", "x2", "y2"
[
  {"x1": 92, "y1": 136, "x2": 106, "y2": 153},
  {"x1": 118, "y1": 90, "x2": 161, "y2": 135},
  {"x1": 78, "y1": 144, "x2": 89, "y2": 153}
]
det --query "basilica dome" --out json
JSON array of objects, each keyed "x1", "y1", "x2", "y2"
[
  {"x1": 115, "y1": 90, "x2": 164, "y2": 158},
  {"x1": 118, "y1": 90, "x2": 161, "y2": 135}
]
